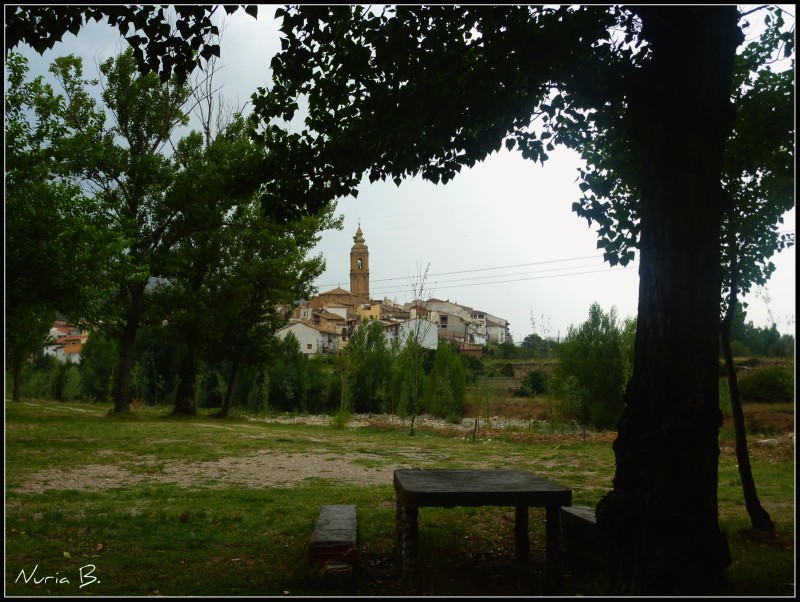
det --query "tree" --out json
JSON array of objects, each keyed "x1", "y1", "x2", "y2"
[
  {"x1": 346, "y1": 319, "x2": 393, "y2": 414},
  {"x1": 151, "y1": 112, "x2": 338, "y2": 416},
  {"x1": 424, "y1": 341, "x2": 467, "y2": 422},
  {"x1": 715, "y1": 5, "x2": 794, "y2": 533},
  {"x1": 45, "y1": 49, "x2": 195, "y2": 414},
  {"x1": 250, "y1": 6, "x2": 750, "y2": 592},
  {"x1": 396, "y1": 262, "x2": 437, "y2": 434},
  {"x1": 556, "y1": 303, "x2": 625, "y2": 431},
  {"x1": 4, "y1": 52, "x2": 124, "y2": 401},
  {"x1": 391, "y1": 334, "x2": 426, "y2": 431},
  {"x1": 268, "y1": 332, "x2": 305, "y2": 412}
]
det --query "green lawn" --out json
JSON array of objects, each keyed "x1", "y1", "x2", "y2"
[{"x1": 5, "y1": 399, "x2": 794, "y2": 596}]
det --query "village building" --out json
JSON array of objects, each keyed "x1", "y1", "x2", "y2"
[
  {"x1": 280, "y1": 225, "x2": 510, "y2": 355},
  {"x1": 43, "y1": 321, "x2": 89, "y2": 363}
]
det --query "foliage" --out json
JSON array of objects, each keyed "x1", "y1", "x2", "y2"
[
  {"x1": 345, "y1": 320, "x2": 394, "y2": 414},
  {"x1": 555, "y1": 303, "x2": 625, "y2": 430},
  {"x1": 719, "y1": 6, "x2": 795, "y2": 322},
  {"x1": 737, "y1": 366, "x2": 794, "y2": 404},
  {"x1": 391, "y1": 335, "x2": 427, "y2": 424},
  {"x1": 78, "y1": 332, "x2": 119, "y2": 402},
  {"x1": 262, "y1": 335, "x2": 339, "y2": 414},
  {"x1": 424, "y1": 342, "x2": 467, "y2": 421},
  {"x1": 41, "y1": 49, "x2": 193, "y2": 413},
  {"x1": 267, "y1": 333, "x2": 306, "y2": 412},
  {"x1": 5, "y1": 6, "x2": 259, "y2": 84},
  {"x1": 4, "y1": 52, "x2": 123, "y2": 401},
  {"x1": 729, "y1": 340, "x2": 752, "y2": 358},
  {"x1": 149, "y1": 111, "x2": 339, "y2": 415},
  {"x1": 619, "y1": 317, "x2": 637, "y2": 387},
  {"x1": 519, "y1": 370, "x2": 549, "y2": 397},
  {"x1": 459, "y1": 353, "x2": 484, "y2": 384},
  {"x1": 487, "y1": 341, "x2": 530, "y2": 360}
]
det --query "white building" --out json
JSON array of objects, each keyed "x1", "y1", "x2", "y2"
[
  {"x1": 276, "y1": 321, "x2": 343, "y2": 355},
  {"x1": 381, "y1": 317, "x2": 439, "y2": 350}
]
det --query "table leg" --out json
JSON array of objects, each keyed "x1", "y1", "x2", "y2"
[
  {"x1": 398, "y1": 505, "x2": 419, "y2": 585},
  {"x1": 514, "y1": 506, "x2": 529, "y2": 562},
  {"x1": 545, "y1": 505, "x2": 562, "y2": 588},
  {"x1": 396, "y1": 501, "x2": 402, "y2": 543}
]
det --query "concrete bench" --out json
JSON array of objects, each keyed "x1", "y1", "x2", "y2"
[
  {"x1": 308, "y1": 505, "x2": 358, "y2": 582},
  {"x1": 560, "y1": 505, "x2": 606, "y2": 563}
]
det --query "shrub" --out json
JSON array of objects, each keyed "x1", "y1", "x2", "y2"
[
  {"x1": 519, "y1": 370, "x2": 549, "y2": 397},
  {"x1": 737, "y1": 366, "x2": 794, "y2": 403},
  {"x1": 729, "y1": 340, "x2": 752, "y2": 358}
]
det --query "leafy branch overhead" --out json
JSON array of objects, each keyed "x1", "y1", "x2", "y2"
[
  {"x1": 5, "y1": 5, "x2": 258, "y2": 83},
  {"x1": 252, "y1": 6, "x2": 793, "y2": 274}
]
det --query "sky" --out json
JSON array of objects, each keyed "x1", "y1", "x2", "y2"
[{"x1": 8, "y1": 6, "x2": 795, "y2": 343}]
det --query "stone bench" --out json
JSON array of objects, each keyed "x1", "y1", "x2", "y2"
[
  {"x1": 560, "y1": 505, "x2": 606, "y2": 563},
  {"x1": 308, "y1": 505, "x2": 358, "y2": 582}
]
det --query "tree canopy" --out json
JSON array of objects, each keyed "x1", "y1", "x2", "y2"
[{"x1": 5, "y1": 5, "x2": 258, "y2": 83}]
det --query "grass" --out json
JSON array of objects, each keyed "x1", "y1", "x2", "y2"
[{"x1": 5, "y1": 398, "x2": 795, "y2": 596}]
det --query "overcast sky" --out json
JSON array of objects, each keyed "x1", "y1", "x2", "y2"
[{"x1": 8, "y1": 6, "x2": 795, "y2": 342}]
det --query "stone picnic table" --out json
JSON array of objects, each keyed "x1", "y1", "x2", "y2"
[{"x1": 393, "y1": 468, "x2": 572, "y2": 586}]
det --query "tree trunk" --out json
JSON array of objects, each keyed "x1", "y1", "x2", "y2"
[
  {"x1": 113, "y1": 318, "x2": 139, "y2": 414},
  {"x1": 720, "y1": 257, "x2": 774, "y2": 531},
  {"x1": 112, "y1": 282, "x2": 147, "y2": 414},
  {"x1": 596, "y1": 7, "x2": 740, "y2": 595},
  {"x1": 12, "y1": 356, "x2": 23, "y2": 402},
  {"x1": 173, "y1": 329, "x2": 199, "y2": 416},
  {"x1": 216, "y1": 357, "x2": 241, "y2": 418}
]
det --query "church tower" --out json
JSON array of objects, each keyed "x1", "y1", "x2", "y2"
[{"x1": 349, "y1": 225, "x2": 370, "y2": 300}]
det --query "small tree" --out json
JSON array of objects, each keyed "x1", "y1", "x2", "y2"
[
  {"x1": 347, "y1": 319, "x2": 393, "y2": 414},
  {"x1": 398, "y1": 262, "x2": 436, "y2": 434},
  {"x1": 556, "y1": 302, "x2": 625, "y2": 431},
  {"x1": 424, "y1": 341, "x2": 467, "y2": 422},
  {"x1": 392, "y1": 335, "x2": 427, "y2": 431}
]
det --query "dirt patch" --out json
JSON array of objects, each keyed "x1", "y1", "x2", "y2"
[
  {"x1": 722, "y1": 405, "x2": 795, "y2": 435},
  {"x1": 17, "y1": 451, "x2": 397, "y2": 493}
]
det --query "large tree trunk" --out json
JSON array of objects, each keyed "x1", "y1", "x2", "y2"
[
  {"x1": 173, "y1": 329, "x2": 199, "y2": 416},
  {"x1": 596, "y1": 7, "x2": 740, "y2": 594}
]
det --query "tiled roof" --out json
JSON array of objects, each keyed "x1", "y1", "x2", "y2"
[{"x1": 319, "y1": 287, "x2": 356, "y2": 296}]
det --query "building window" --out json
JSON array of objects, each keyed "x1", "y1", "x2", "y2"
[
  {"x1": 357, "y1": 258, "x2": 363, "y2": 269},
  {"x1": 307, "y1": 344, "x2": 312, "y2": 350}
]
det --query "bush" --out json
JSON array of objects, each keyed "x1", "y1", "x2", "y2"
[
  {"x1": 729, "y1": 340, "x2": 752, "y2": 358},
  {"x1": 737, "y1": 366, "x2": 794, "y2": 403},
  {"x1": 519, "y1": 370, "x2": 549, "y2": 397}
]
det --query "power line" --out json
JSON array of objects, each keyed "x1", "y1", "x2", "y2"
[
  {"x1": 369, "y1": 264, "x2": 638, "y2": 297},
  {"x1": 315, "y1": 254, "x2": 610, "y2": 289}
]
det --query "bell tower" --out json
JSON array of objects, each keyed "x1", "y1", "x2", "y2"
[{"x1": 349, "y1": 225, "x2": 370, "y2": 299}]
